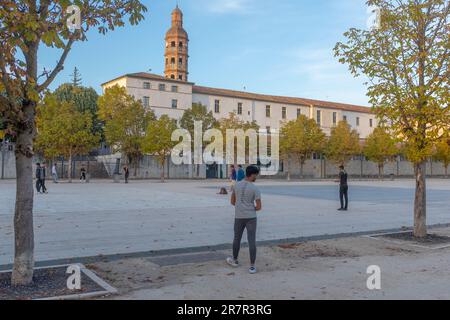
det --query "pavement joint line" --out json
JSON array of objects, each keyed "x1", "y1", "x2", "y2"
[{"x1": 1, "y1": 222, "x2": 450, "y2": 271}]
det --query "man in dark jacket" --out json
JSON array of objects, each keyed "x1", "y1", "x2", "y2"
[
  {"x1": 338, "y1": 165, "x2": 348, "y2": 211},
  {"x1": 35, "y1": 163, "x2": 42, "y2": 193}
]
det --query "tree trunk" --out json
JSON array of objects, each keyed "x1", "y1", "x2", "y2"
[
  {"x1": 300, "y1": 158, "x2": 304, "y2": 179},
  {"x1": 161, "y1": 158, "x2": 165, "y2": 183},
  {"x1": 378, "y1": 163, "x2": 384, "y2": 180},
  {"x1": 414, "y1": 162, "x2": 427, "y2": 238},
  {"x1": 11, "y1": 106, "x2": 35, "y2": 286},
  {"x1": 68, "y1": 151, "x2": 73, "y2": 183},
  {"x1": 445, "y1": 165, "x2": 448, "y2": 179}
]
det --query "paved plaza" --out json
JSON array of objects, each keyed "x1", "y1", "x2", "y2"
[{"x1": 0, "y1": 179, "x2": 449, "y2": 266}]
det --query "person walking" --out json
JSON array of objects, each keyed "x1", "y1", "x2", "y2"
[
  {"x1": 51, "y1": 163, "x2": 59, "y2": 183},
  {"x1": 80, "y1": 166, "x2": 87, "y2": 182},
  {"x1": 39, "y1": 162, "x2": 48, "y2": 194},
  {"x1": 236, "y1": 165, "x2": 245, "y2": 182},
  {"x1": 338, "y1": 165, "x2": 348, "y2": 211},
  {"x1": 123, "y1": 166, "x2": 130, "y2": 184},
  {"x1": 229, "y1": 165, "x2": 237, "y2": 191},
  {"x1": 35, "y1": 163, "x2": 42, "y2": 193},
  {"x1": 226, "y1": 165, "x2": 262, "y2": 274}
]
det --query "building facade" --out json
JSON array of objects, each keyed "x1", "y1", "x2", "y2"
[{"x1": 102, "y1": 6, "x2": 377, "y2": 139}]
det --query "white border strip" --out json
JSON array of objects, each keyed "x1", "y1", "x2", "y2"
[{"x1": 363, "y1": 231, "x2": 450, "y2": 250}]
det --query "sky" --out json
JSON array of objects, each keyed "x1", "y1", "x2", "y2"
[{"x1": 41, "y1": 0, "x2": 372, "y2": 106}]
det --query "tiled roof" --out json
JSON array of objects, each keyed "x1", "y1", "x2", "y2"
[{"x1": 192, "y1": 85, "x2": 373, "y2": 114}]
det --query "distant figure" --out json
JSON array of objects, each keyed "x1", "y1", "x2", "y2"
[
  {"x1": 38, "y1": 162, "x2": 48, "y2": 194},
  {"x1": 338, "y1": 165, "x2": 348, "y2": 211},
  {"x1": 123, "y1": 166, "x2": 130, "y2": 184},
  {"x1": 80, "y1": 166, "x2": 87, "y2": 181},
  {"x1": 227, "y1": 165, "x2": 262, "y2": 274},
  {"x1": 237, "y1": 165, "x2": 245, "y2": 182},
  {"x1": 51, "y1": 163, "x2": 58, "y2": 183},
  {"x1": 35, "y1": 163, "x2": 42, "y2": 193},
  {"x1": 229, "y1": 165, "x2": 237, "y2": 190}
]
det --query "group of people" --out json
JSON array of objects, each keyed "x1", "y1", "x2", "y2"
[
  {"x1": 229, "y1": 165, "x2": 246, "y2": 191},
  {"x1": 34, "y1": 162, "x2": 91, "y2": 193},
  {"x1": 226, "y1": 164, "x2": 349, "y2": 274}
]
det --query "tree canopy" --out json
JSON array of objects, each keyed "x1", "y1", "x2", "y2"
[
  {"x1": 325, "y1": 121, "x2": 361, "y2": 165},
  {"x1": 363, "y1": 127, "x2": 398, "y2": 178}
]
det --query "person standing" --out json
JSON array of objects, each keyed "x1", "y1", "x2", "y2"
[
  {"x1": 123, "y1": 166, "x2": 130, "y2": 184},
  {"x1": 237, "y1": 165, "x2": 245, "y2": 182},
  {"x1": 35, "y1": 163, "x2": 42, "y2": 193},
  {"x1": 40, "y1": 162, "x2": 48, "y2": 194},
  {"x1": 51, "y1": 163, "x2": 59, "y2": 183},
  {"x1": 227, "y1": 165, "x2": 262, "y2": 274},
  {"x1": 80, "y1": 166, "x2": 87, "y2": 182},
  {"x1": 338, "y1": 165, "x2": 348, "y2": 211}
]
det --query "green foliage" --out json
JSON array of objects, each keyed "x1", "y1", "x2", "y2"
[
  {"x1": 142, "y1": 115, "x2": 178, "y2": 181},
  {"x1": 180, "y1": 103, "x2": 218, "y2": 145},
  {"x1": 35, "y1": 93, "x2": 99, "y2": 159},
  {"x1": 325, "y1": 121, "x2": 361, "y2": 165},
  {"x1": 54, "y1": 83, "x2": 102, "y2": 136},
  {"x1": 97, "y1": 85, "x2": 155, "y2": 168},
  {"x1": 433, "y1": 135, "x2": 450, "y2": 174},
  {"x1": 280, "y1": 115, "x2": 326, "y2": 166},
  {"x1": 70, "y1": 67, "x2": 82, "y2": 87},
  {"x1": 334, "y1": 0, "x2": 449, "y2": 165},
  {"x1": 363, "y1": 127, "x2": 398, "y2": 177}
]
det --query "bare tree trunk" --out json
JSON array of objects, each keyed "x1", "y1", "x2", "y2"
[
  {"x1": 300, "y1": 157, "x2": 304, "y2": 179},
  {"x1": 161, "y1": 158, "x2": 165, "y2": 183},
  {"x1": 68, "y1": 151, "x2": 73, "y2": 183},
  {"x1": 414, "y1": 162, "x2": 427, "y2": 238},
  {"x1": 378, "y1": 163, "x2": 384, "y2": 180},
  {"x1": 445, "y1": 165, "x2": 448, "y2": 178},
  {"x1": 11, "y1": 104, "x2": 35, "y2": 286}
]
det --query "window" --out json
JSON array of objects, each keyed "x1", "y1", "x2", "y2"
[
  {"x1": 171, "y1": 85, "x2": 178, "y2": 93},
  {"x1": 179, "y1": 41, "x2": 183, "y2": 48},
  {"x1": 143, "y1": 82, "x2": 150, "y2": 89},
  {"x1": 266, "y1": 126, "x2": 271, "y2": 134},
  {"x1": 343, "y1": 115, "x2": 347, "y2": 122},
  {"x1": 172, "y1": 99, "x2": 178, "y2": 109},
  {"x1": 266, "y1": 105, "x2": 271, "y2": 118},
  {"x1": 165, "y1": 58, "x2": 168, "y2": 65},
  {"x1": 159, "y1": 84, "x2": 166, "y2": 91},
  {"x1": 170, "y1": 74, "x2": 175, "y2": 79},
  {"x1": 171, "y1": 57, "x2": 176, "y2": 64},
  {"x1": 178, "y1": 75, "x2": 183, "y2": 80},
  {"x1": 316, "y1": 110, "x2": 321, "y2": 125},
  {"x1": 142, "y1": 96, "x2": 150, "y2": 107},
  {"x1": 237, "y1": 103, "x2": 243, "y2": 115},
  {"x1": 356, "y1": 117, "x2": 360, "y2": 126},
  {"x1": 178, "y1": 57, "x2": 183, "y2": 65},
  {"x1": 214, "y1": 100, "x2": 220, "y2": 113},
  {"x1": 297, "y1": 109, "x2": 301, "y2": 118},
  {"x1": 282, "y1": 107, "x2": 287, "y2": 119},
  {"x1": 370, "y1": 119, "x2": 373, "y2": 127},
  {"x1": 171, "y1": 41, "x2": 176, "y2": 47},
  {"x1": 333, "y1": 112, "x2": 337, "y2": 125}
]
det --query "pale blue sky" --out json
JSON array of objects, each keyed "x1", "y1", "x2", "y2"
[{"x1": 42, "y1": 0, "x2": 371, "y2": 105}]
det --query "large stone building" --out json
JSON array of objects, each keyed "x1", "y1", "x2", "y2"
[{"x1": 102, "y1": 6, "x2": 377, "y2": 140}]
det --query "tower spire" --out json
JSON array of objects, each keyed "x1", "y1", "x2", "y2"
[{"x1": 164, "y1": 5, "x2": 189, "y2": 81}]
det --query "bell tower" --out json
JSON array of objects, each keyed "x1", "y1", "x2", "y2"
[{"x1": 164, "y1": 5, "x2": 189, "y2": 81}]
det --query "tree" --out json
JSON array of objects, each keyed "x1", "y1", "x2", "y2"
[
  {"x1": 433, "y1": 136, "x2": 450, "y2": 177},
  {"x1": 35, "y1": 94, "x2": 99, "y2": 182},
  {"x1": 280, "y1": 115, "x2": 326, "y2": 179},
  {"x1": 142, "y1": 115, "x2": 178, "y2": 182},
  {"x1": 97, "y1": 85, "x2": 155, "y2": 176},
  {"x1": 325, "y1": 121, "x2": 361, "y2": 166},
  {"x1": 334, "y1": 0, "x2": 449, "y2": 237},
  {"x1": 180, "y1": 103, "x2": 218, "y2": 176},
  {"x1": 70, "y1": 67, "x2": 82, "y2": 87},
  {"x1": 219, "y1": 112, "x2": 260, "y2": 165},
  {"x1": 54, "y1": 83, "x2": 102, "y2": 137},
  {"x1": 363, "y1": 127, "x2": 398, "y2": 179},
  {"x1": 0, "y1": 0, "x2": 146, "y2": 285}
]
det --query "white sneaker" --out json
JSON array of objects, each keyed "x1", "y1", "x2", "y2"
[
  {"x1": 249, "y1": 266, "x2": 257, "y2": 274},
  {"x1": 226, "y1": 257, "x2": 239, "y2": 268}
]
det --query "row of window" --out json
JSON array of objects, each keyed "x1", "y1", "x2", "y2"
[
  {"x1": 166, "y1": 41, "x2": 186, "y2": 48},
  {"x1": 143, "y1": 82, "x2": 179, "y2": 92},
  {"x1": 142, "y1": 96, "x2": 179, "y2": 109},
  {"x1": 166, "y1": 57, "x2": 184, "y2": 66},
  {"x1": 214, "y1": 100, "x2": 374, "y2": 128}
]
